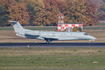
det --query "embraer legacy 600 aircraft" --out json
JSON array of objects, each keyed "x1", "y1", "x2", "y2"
[{"x1": 9, "y1": 21, "x2": 96, "y2": 43}]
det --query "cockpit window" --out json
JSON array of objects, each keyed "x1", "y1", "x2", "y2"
[{"x1": 84, "y1": 33, "x2": 88, "y2": 35}]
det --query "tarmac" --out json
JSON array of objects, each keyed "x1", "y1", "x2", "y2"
[{"x1": 0, "y1": 43, "x2": 105, "y2": 47}]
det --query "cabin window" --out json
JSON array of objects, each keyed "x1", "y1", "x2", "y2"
[
  {"x1": 52, "y1": 33, "x2": 55, "y2": 36},
  {"x1": 84, "y1": 33, "x2": 88, "y2": 35}
]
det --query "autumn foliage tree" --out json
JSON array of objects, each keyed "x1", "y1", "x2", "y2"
[
  {"x1": 8, "y1": 2, "x2": 30, "y2": 25},
  {"x1": 0, "y1": 0, "x2": 99, "y2": 26},
  {"x1": 26, "y1": 0, "x2": 47, "y2": 26},
  {"x1": 43, "y1": 0, "x2": 59, "y2": 26},
  {"x1": 0, "y1": 0, "x2": 30, "y2": 26},
  {"x1": 97, "y1": 2, "x2": 105, "y2": 20},
  {"x1": 43, "y1": 0, "x2": 65, "y2": 26},
  {"x1": 26, "y1": 0, "x2": 64, "y2": 26},
  {"x1": 62, "y1": 0, "x2": 87, "y2": 24},
  {"x1": 62, "y1": 0, "x2": 98, "y2": 26},
  {"x1": 85, "y1": 0, "x2": 98, "y2": 25},
  {"x1": 0, "y1": 5, "x2": 10, "y2": 26}
]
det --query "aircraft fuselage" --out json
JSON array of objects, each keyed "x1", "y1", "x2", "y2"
[{"x1": 10, "y1": 21, "x2": 96, "y2": 43}]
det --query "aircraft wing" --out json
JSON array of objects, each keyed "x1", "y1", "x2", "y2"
[
  {"x1": 42, "y1": 37, "x2": 78, "y2": 41},
  {"x1": 42, "y1": 37, "x2": 59, "y2": 40},
  {"x1": 58, "y1": 37, "x2": 79, "y2": 40}
]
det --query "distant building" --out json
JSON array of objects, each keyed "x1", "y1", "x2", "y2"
[
  {"x1": 57, "y1": 13, "x2": 83, "y2": 32},
  {"x1": 57, "y1": 23, "x2": 83, "y2": 32}
]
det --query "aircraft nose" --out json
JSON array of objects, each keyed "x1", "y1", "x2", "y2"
[
  {"x1": 90, "y1": 36, "x2": 96, "y2": 40},
  {"x1": 93, "y1": 37, "x2": 96, "y2": 40}
]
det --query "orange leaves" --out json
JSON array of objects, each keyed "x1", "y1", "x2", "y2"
[
  {"x1": 0, "y1": 0, "x2": 98, "y2": 26},
  {"x1": 42, "y1": 0, "x2": 63, "y2": 26},
  {"x1": 61, "y1": 0, "x2": 98, "y2": 26},
  {"x1": 0, "y1": 0, "x2": 30, "y2": 26},
  {"x1": 8, "y1": 2, "x2": 30, "y2": 25},
  {"x1": 85, "y1": 0, "x2": 98, "y2": 25}
]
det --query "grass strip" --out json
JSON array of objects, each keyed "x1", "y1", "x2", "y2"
[{"x1": 0, "y1": 47, "x2": 105, "y2": 69}]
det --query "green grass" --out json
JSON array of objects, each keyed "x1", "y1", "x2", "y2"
[
  {"x1": 98, "y1": 23, "x2": 105, "y2": 25},
  {"x1": 0, "y1": 47, "x2": 105, "y2": 69},
  {"x1": 83, "y1": 27, "x2": 105, "y2": 30},
  {"x1": 0, "y1": 26, "x2": 57, "y2": 30},
  {"x1": 0, "y1": 27, "x2": 13, "y2": 30},
  {"x1": 1, "y1": 23, "x2": 105, "y2": 30}
]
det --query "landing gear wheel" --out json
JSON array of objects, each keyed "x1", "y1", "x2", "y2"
[
  {"x1": 46, "y1": 39, "x2": 51, "y2": 44},
  {"x1": 46, "y1": 41, "x2": 49, "y2": 43}
]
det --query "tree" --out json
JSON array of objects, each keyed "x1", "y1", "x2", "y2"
[
  {"x1": 26, "y1": 2, "x2": 36, "y2": 26},
  {"x1": 8, "y1": 1, "x2": 30, "y2": 25},
  {"x1": 0, "y1": 0, "x2": 99, "y2": 26},
  {"x1": 85, "y1": 0, "x2": 98, "y2": 25},
  {"x1": 0, "y1": 0, "x2": 30, "y2": 26},
  {"x1": 87, "y1": 0, "x2": 103, "y2": 6},
  {"x1": 0, "y1": 5, "x2": 10, "y2": 26},
  {"x1": 61, "y1": 0, "x2": 98, "y2": 26},
  {"x1": 25, "y1": 0, "x2": 46, "y2": 26},
  {"x1": 26, "y1": 0, "x2": 64, "y2": 26},
  {"x1": 43, "y1": 0, "x2": 65, "y2": 26},
  {"x1": 62, "y1": 0, "x2": 88, "y2": 25}
]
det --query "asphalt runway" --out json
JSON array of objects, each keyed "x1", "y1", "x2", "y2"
[{"x1": 0, "y1": 43, "x2": 105, "y2": 47}]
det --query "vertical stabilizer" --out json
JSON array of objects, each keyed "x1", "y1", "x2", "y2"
[
  {"x1": 9, "y1": 21, "x2": 24, "y2": 32},
  {"x1": 9, "y1": 21, "x2": 25, "y2": 37}
]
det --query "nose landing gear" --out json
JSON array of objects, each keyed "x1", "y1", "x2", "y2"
[{"x1": 88, "y1": 40, "x2": 95, "y2": 43}]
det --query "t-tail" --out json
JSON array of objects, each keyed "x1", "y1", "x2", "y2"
[{"x1": 9, "y1": 21, "x2": 26, "y2": 37}]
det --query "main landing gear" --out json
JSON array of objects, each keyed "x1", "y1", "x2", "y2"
[{"x1": 46, "y1": 39, "x2": 51, "y2": 43}]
